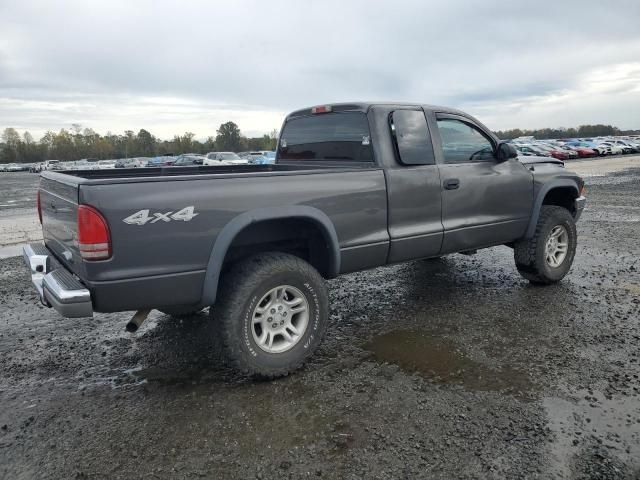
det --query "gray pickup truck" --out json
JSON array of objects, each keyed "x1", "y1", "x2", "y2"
[{"x1": 24, "y1": 102, "x2": 585, "y2": 377}]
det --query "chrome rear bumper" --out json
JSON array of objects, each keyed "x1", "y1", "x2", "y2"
[{"x1": 23, "y1": 243, "x2": 93, "y2": 318}]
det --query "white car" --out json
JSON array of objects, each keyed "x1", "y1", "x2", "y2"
[
  {"x1": 39, "y1": 160, "x2": 61, "y2": 171},
  {"x1": 203, "y1": 152, "x2": 248, "y2": 166},
  {"x1": 598, "y1": 142, "x2": 624, "y2": 156},
  {"x1": 115, "y1": 157, "x2": 148, "y2": 168},
  {"x1": 97, "y1": 160, "x2": 117, "y2": 169}
]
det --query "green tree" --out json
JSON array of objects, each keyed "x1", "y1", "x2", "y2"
[
  {"x1": 1, "y1": 127, "x2": 20, "y2": 162},
  {"x1": 215, "y1": 121, "x2": 242, "y2": 151},
  {"x1": 136, "y1": 129, "x2": 156, "y2": 156}
]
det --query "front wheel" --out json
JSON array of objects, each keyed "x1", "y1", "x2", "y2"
[
  {"x1": 211, "y1": 252, "x2": 329, "y2": 378},
  {"x1": 514, "y1": 206, "x2": 577, "y2": 284}
]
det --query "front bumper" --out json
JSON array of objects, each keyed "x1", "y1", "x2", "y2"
[
  {"x1": 575, "y1": 195, "x2": 586, "y2": 222},
  {"x1": 23, "y1": 243, "x2": 93, "y2": 318}
]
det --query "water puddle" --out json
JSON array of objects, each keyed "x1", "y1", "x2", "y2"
[{"x1": 364, "y1": 330, "x2": 533, "y2": 394}]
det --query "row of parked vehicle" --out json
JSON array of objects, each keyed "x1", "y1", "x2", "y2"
[
  {"x1": 0, "y1": 151, "x2": 278, "y2": 173},
  {"x1": 511, "y1": 136, "x2": 640, "y2": 161},
  {"x1": 3, "y1": 135, "x2": 638, "y2": 172}
]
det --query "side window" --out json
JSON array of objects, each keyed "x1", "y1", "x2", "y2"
[
  {"x1": 436, "y1": 118, "x2": 495, "y2": 164},
  {"x1": 389, "y1": 110, "x2": 435, "y2": 165}
]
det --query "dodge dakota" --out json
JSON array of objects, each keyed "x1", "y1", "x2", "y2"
[{"x1": 24, "y1": 102, "x2": 586, "y2": 377}]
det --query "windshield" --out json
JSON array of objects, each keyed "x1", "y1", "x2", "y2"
[{"x1": 220, "y1": 153, "x2": 240, "y2": 160}]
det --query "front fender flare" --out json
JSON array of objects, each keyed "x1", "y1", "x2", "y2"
[
  {"x1": 200, "y1": 206, "x2": 340, "y2": 306},
  {"x1": 524, "y1": 180, "x2": 579, "y2": 238}
]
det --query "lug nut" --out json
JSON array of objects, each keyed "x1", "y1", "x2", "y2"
[
  {"x1": 270, "y1": 308, "x2": 276, "y2": 314},
  {"x1": 283, "y1": 312, "x2": 287, "y2": 317},
  {"x1": 268, "y1": 317, "x2": 273, "y2": 322},
  {"x1": 272, "y1": 323, "x2": 278, "y2": 328}
]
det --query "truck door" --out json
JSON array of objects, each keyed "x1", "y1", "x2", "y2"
[
  {"x1": 381, "y1": 107, "x2": 444, "y2": 263},
  {"x1": 429, "y1": 113, "x2": 533, "y2": 254}
]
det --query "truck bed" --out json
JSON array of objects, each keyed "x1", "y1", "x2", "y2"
[
  {"x1": 39, "y1": 162, "x2": 389, "y2": 312},
  {"x1": 54, "y1": 162, "x2": 367, "y2": 183}
]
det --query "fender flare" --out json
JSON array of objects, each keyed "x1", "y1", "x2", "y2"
[
  {"x1": 524, "y1": 180, "x2": 579, "y2": 238},
  {"x1": 200, "y1": 206, "x2": 340, "y2": 305}
]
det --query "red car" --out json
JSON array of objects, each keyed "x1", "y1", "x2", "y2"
[{"x1": 569, "y1": 146, "x2": 597, "y2": 158}]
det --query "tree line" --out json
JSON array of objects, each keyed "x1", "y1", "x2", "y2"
[
  {"x1": 494, "y1": 124, "x2": 640, "y2": 140},
  {"x1": 0, "y1": 122, "x2": 278, "y2": 164}
]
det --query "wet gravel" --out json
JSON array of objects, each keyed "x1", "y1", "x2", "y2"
[{"x1": 0, "y1": 168, "x2": 639, "y2": 479}]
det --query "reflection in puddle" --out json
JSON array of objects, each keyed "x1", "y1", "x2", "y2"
[{"x1": 364, "y1": 330, "x2": 533, "y2": 394}]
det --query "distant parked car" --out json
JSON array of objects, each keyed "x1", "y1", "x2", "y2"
[
  {"x1": 173, "y1": 154, "x2": 205, "y2": 166},
  {"x1": 97, "y1": 160, "x2": 117, "y2": 170},
  {"x1": 515, "y1": 145, "x2": 551, "y2": 157},
  {"x1": 564, "y1": 145, "x2": 597, "y2": 158},
  {"x1": 72, "y1": 159, "x2": 99, "y2": 170},
  {"x1": 565, "y1": 141, "x2": 607, "y2": 156},
  {"x1": 598, "y1": 142, "x2": 625, "y2": 156},
  {"x1": 146, "y1": 156, "x2": 176, "y2": 167},
  {"x1": 41, "y1": 160, "x2": 61, "y2": 171},
  {"x1": 606, "y1": 139, "x2": 638, "y2": 154},
  {"x1": 115, "y1": 157, "x2": 147, "y2": 168},
  {"x1": 531, "y1": 144, "x2": 573, "y2": 160},
  {"x1": 203, "y1": 152, "x2": 247, "y2": 165},
  {"x1": 252, "y1": 151, "x2": 276, "y2": 164},
  {"x1": 246, "y1": 151, "x2": 271, "y2": 163}
]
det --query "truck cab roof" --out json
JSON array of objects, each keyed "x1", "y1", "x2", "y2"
[{"x1": 286, "y1": 102, "x2": 469, "y2": 120}]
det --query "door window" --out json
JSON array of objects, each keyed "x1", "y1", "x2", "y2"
[{"x1": 436, "y1": 118, "x2": 495, "y2": 163}]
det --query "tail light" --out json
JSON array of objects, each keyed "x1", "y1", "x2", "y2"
[
  {"x1": 77, "y1": 205, "x2": 111, "y2": 260},
  {"x1": 36, "y1": 190, "x2": 42, "y2": 224}
]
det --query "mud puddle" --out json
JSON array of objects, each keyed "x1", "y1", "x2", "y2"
[{"x1": 364, "y1": 329, "x2": 533, "y2": 394}]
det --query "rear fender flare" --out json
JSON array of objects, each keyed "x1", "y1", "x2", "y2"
[
  {"x1": 200, "y1": 206, "x2": 340, "y2": 305},
  {"x1": 525, "y1": 180, "x2": 578, "y2": 238}
]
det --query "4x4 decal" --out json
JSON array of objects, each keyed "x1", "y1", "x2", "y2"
[{"x1": 123, "y1": 206, "x2": 198, "y2": 225}]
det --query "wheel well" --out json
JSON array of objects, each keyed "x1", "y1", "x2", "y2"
[
  {"x1": 542, "y1": 187, "x2": 577, "y2": 215},
  {"x1": 222, "y1": 218, "x2": 334, "y2": 278}
]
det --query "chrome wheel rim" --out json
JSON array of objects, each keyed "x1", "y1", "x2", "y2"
[
  {"x1": 251, "y1": 285, "x2": 309, "y2": 354},
  {"x1": 545, "y1": 225, "x2": 569, "y2": 268}
]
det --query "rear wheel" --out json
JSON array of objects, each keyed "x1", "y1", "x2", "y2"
[
  {"x1": 211, "y1": 252, "x2": 329, "y2": 377},
  {"x1": 514, "y1": 206, "x2": 577, "y2": 284}
]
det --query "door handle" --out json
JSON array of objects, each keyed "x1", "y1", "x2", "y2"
[{"x1": 444, "y1": 178, "x2": 460, "y2": 190}]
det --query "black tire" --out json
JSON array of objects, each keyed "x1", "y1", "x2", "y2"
[
  {"x1": 159, "y1": 306, "x2": 204, "y2": 318},
  {"x1": 514, "y1": 205, "x2": 577, "y2": 284},
  {"x1": 211, "y1": 252, "x2": 329, "y2": 378}
]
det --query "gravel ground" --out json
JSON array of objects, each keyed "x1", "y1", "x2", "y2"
[{"x1": 0, "y1": 164, "x2": 639, "y2": 479}]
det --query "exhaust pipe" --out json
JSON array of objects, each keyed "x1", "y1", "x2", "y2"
[{"x1": 126, "y1": 309, "x2": 151, "y2": 333}]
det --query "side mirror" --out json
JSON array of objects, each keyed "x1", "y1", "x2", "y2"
[{"x1": 497, "y1": 142, "x2": 518, "y2": 162}]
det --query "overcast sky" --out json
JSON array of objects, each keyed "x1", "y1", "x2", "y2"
[{"x1": 1, "y1": 0, "x2": 639, "y2": 140}]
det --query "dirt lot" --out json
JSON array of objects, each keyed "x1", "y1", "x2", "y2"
[{"x1": 0, "y1": 161, "x2": 639, "y2": 479}]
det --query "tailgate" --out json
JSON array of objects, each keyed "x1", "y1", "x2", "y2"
[{"x1": 39, "y1": 175, "x2": 85, "y2": 277}]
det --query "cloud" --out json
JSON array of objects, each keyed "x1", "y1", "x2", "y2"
[{"x1": 1, "y1": 0, "x2": 639, "y2": 139}]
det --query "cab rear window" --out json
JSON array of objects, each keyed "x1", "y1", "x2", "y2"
[{"x1": 278, "y1": 112, "x2": 373, "y2": 162}]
